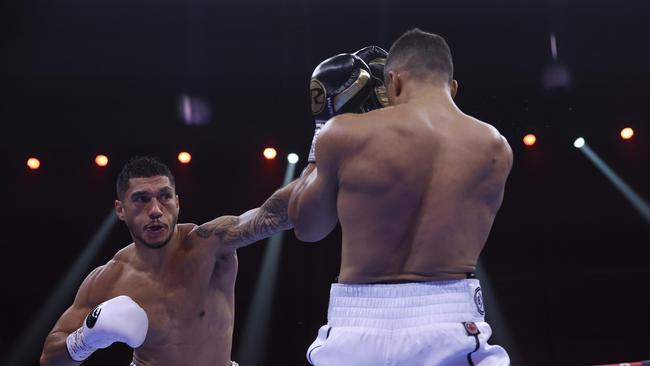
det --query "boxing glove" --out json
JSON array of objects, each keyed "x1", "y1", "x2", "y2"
[
  {"x1": 353, "y1": 45, "x2": 389, "y2": 111},
  {"x1": 308, "y1": 53, "x2": 373, "y2": 163},
  {"x1": 66, "y1": 295, "x2": 148, "y2": 362}
]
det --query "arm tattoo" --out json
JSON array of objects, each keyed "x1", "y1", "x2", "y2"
[
  {"x1": 196, "y1": 191, "x2": 292, "y2": 247},
  {"x1": 195, "y1": 216, "x2": 240, "y2": 240},
  {"x1": 234, "y1": 194, "x2": 291, "y2": 246}
]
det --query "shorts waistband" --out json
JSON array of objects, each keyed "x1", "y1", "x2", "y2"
[
  {"x1": 131, "y1": 362, "x2": 238, "y2": 366},
  {"x1": 327, "y1": 279, "x2": 485, "y2": 329}
]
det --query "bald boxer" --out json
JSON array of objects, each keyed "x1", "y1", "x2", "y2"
[
  {"x1": 290, "y1": 29, "x2": 512, "y2": 365},
  {"x1": 40, "y1": 156, "x2": 298, "y2": 366}
]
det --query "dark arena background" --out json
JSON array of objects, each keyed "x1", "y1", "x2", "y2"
[{"x1": 1, "y1": 0, "x2": 649, "y2": 365}]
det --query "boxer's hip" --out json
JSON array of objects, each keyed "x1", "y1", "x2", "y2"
[
  {"x1": 131, "y1": 361, "x2": 239, "y2": 366},
  {"x1": 307, "y1": 279, "x2": 509, "y2": 365},
  {"x1": 326, "y1": 278, "x2": 486, "y2": 328}
]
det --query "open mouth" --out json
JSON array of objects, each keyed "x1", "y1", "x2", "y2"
[{"x1": 146, "y1": 223, "x2": 166, "y2": 232}]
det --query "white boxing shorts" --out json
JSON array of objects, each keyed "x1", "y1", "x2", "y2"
[
  {"x1": 307, "y1": 279, "x2": 510, "y2": 366},
  {"x1": 130, "y1": 362, "x2": 238, "y2": 366}
]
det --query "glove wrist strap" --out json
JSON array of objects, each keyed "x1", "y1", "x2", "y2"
[
  {"x1": 308, "y1": 121, "x2": 326, "y2": 163},
  {"x1": 66, "y1": 327, "x2": 96, "y2": 362}
]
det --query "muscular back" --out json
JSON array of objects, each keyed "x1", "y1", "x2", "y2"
[{"x1": 332, "y1": 102, "x2": 512, "y2": 283}]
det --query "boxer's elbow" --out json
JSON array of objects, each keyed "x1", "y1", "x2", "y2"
[
  {"x1": 290, "y1": 212, "x2": 314, "y2": 241},
  {"x1": 293, "y1": 225, "x2": 326, "y2": 242},
  {"x1": 39, "y1": 348, "x2": 55, "y2": 366},
  {"x1": 290, "y1": 206, "x2": 322, "y2": 241},
  {"x1": 292, "y1": 214, "x2": 337, "y2": 243},
  {"x1": 289, "y1": 190, "x2": 337, "y2": 242},
  {"x1": 39, "y1": 337, "x2": 53, "y2": 366},
  {"x1": 39, "y1": 332, "x2": 71, "y2": 366},
  {"x1": 288, "y1": 194, "x2": 308, "y2": 239}
]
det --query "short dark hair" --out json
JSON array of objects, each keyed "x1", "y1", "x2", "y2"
[
  {"x1": 116, "y1": 156, "x2": 175, "y2": 200},
  {"x1": 385, "y1": 28, "x2": 454, "y2": 84}
]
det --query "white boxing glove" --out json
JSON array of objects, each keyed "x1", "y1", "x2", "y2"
[{"x1": 66, "y1": 295, "x2": 149, "y2": 362}]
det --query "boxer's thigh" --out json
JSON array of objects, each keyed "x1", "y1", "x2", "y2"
[
  {"x1": 307, "y1": 325, "x2": 388, "y2": 366},
  {"x1": 396, "y1": 322, "x2": 509, "y2": 366}
]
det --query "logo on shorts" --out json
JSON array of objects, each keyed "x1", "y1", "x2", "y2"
[
  {"x1": 463, "y1": 321, "x2": 481, "y2": 336},
  {"x1": 310, "y1": 79, "x2": 326, "y2": 116},
  {"x1": 86, "y1": 305, "x2": 102, "y2": 328},
  {"x1": 474, "y1": 287, "x2": 485, "y2": 315}
]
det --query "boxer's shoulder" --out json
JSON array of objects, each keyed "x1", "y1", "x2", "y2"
[
  {"x1": 322, "y1": 108, "x2": 394, "y2": 143},
  {"x1": 75, "y1": 262, "x2": 124, "y2": 306},
  {"x1": 319, "y1": 113, "x2": 365, "y2": 142},
  {"x1": 177, "y1": 223, "x2": 198, "y2": 239},
  {"x1": 461, "y1": 113, "x2": 502, "y2": 139}
]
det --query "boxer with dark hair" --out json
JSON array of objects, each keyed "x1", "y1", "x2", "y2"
[
  {"x1": 291, "y1": 29, "x2": 512, "y2": 365},
  {"x1": 40, "y1": 156, "x2": 298, "y2": 366}
]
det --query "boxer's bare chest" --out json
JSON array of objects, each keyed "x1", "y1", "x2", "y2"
[{"x1": 110, "y1": 245, "x2": 238, "y2": 348}]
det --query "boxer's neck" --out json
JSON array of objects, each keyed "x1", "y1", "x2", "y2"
[
  {"x1": 402, "y1": 83, "x2": 456, "y2": 109},
  {"x1": 133, "y1": 225, "x2": 179, "y2": 272}
]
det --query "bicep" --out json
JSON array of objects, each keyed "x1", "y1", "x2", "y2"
[
  {"x1": 49, "y1": 303, "x2": 93, "y2": 336},
  {"x1": 48, "y1": 267, "x2": 101, "y2": 335}
]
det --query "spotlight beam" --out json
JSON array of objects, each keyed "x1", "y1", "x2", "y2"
[
  {"x1": 579, "y1": 143, "x2": 650, "y2": 224},
  {"x1": 550, "y1": 33, "x2": 558, "y2": 60},
  {"x1": 3, "y1": 211, "x2": 117, "y2": 366},
  {"x1": 235, "y1": 162, "x2": 297, "y2": 365}
]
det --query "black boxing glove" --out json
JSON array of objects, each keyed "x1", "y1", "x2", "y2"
[
  {"x1": 353, "y1": 46, "x2": 389, "y2": 112},
  {"x1": 308, "y1": 53, "x2": 372, "y2": 163}
]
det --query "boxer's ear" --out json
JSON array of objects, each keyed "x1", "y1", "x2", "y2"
[
  {"x1": 450, "y1": 79, "x2": 458, "y2": 99},
  {"x1": 388, "y1": 71, "x2": 402, "y2": 98},
  {"x1": 115, "y1": 200, "x2": 126, "y2": 221}
]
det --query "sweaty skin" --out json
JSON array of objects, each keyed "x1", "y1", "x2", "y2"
[
  {"x1": 41, "y1": 176, "x2": 296, "y2": 366},
  {"x1": 290, "y1": 83, "x2": 513, "y2": 284}
]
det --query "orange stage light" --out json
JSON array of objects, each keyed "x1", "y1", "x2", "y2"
[
  {"x1": 620, "y1": 127, "x2": 634, "y2": 140},
  {"x1": 263, "y1": 147, "x2": 277, "y2": 160},
  {"x1": 27, "y1": 157, "x2": 41, "y2": 170},
  {"x1": 523, "y1": 134, "x2": 537, "y2": 147},
  {"x1": 178, "y1": 152, "x2": 192, "y2": 164},
  {"x1": 95, "y1": 154, "x2": 109, "y2": 167}
]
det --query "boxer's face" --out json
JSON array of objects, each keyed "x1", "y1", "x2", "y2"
[{"x1": 115, "y1": 175, "x2": 179, "y2": 249}]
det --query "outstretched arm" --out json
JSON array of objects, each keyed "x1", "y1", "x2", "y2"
[{"x1": 192, "y1": 178, "x2": 300, "y2": 250}]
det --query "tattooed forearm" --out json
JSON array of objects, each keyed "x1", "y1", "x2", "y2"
[
  {"x1": 230, "y1": 194, "x2": 292, "y2": 246},
  {"x1": 195, "y1": 216, "x2": 240, "y2": 241},
  {"x1": 196, "y1": 185, "x2": 295, "y2": 248},
  {"x1": 258, "y1": 195, "x2": 292, "y2": 232}
]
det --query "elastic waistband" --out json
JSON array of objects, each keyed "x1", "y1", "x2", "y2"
[
  {"x1": 327, "y1": 279, "x2": 485, "y2": 329},
  {"x1": 131, "y1": 362, "x2": 238, "y2": 366}
]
